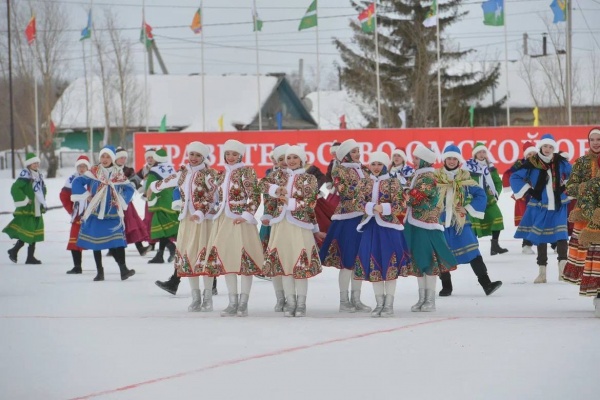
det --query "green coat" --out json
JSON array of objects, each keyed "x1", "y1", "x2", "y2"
[
  {"x1": 468, "y1": 163, "x2": 504, "y2": 237},
  {"x1": 145, "y1": 167, "x2": 179, "y2": 239},
  {"x1": 2, "y1": 170, "x2": 47, "y2": 243}
]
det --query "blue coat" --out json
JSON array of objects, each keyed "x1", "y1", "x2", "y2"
[
  {"x1": 510, "y1": 155, "x2": 572, "y2": 245},
  {"x1": 71, "y1": 166, "x2": 135, "y2": 250}
]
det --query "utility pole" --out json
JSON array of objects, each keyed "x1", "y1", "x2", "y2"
[{"x1": 7, "y1": 0, "x2": 16, "y2": 178}]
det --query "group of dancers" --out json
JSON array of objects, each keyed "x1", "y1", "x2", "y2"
[{"x1": 4, "y1": 128, "x2": 600, "y2": 317}]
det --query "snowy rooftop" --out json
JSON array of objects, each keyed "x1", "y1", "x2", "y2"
[
  {"x1": 52, "y1": 74, "x2": 281, "y2": 132},
  {"x1": 305, "y1": 90, "x2": 369, "y2": 130}
]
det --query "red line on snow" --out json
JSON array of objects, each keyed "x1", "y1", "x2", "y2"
[{"x1": 68, "y1": 317, "x2": 456, "y2": 400}]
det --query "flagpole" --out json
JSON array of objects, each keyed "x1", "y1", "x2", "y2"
[
  {"x1": 30, "y1": 46, "x2": 40, "y2": 156},
  {"x1": 436, "y1": 6, "x2": 442, "y2": 128},
  {"x1": 142, "y1": 0, "x2": 149, "y2": 133},
  {"x1": 315, "y1": 2, "x2": 321, "y2": 129},
  {"x1": 82, "y1": 39, "x2": 91, "y2": 161},
  {"x1": 566, "y1": 0, "x2": 572, "y2": 125},
  {"x1": 89, "y1": 0, "x2": 95, "y2": 160},
  {"x1": 373, "y1": 2, "x2": 382, "y2": 129},
  {"x1": 253, "y1": 0, "x2": 262, "y2": 131},
  {"x1": 200, "y1": 0, "x2": 206, "y2": 131},
  {"x1": 503, "y1": 1, "x2": 510, "y2": 126}
]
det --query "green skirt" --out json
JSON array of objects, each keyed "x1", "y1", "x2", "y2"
[
  {"x1": 471, "y1": 203, "x2": 504, "y2": 237},
  {"x1": 150, "y1": 210, "x2": 179, "y2": 239},
  {"x1": 2, "y1": 212, "x2": 44, "y2": 244},
  {"x1": 404, "y1": 222, "x2": 457, "y2": 276}
]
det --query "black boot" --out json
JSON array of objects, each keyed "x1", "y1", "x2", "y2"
[
  {"x1": 155, "y1": 269, "x2": 181, "y2": 295},
  {"x1": 148, "y1": 240, "x2": 166, "y2": 263},
  {"x1": 25, "y1": 243, "x2": 42, "y2": 264},
  {"x1": 135, "y1": 242, "x2": 151, "y2": 256},
  {"x1": 106, "y1": 249, "x2": 114, "y2": 257},
  {"x1": 8, "y1": 240, "x2": 25, "y2": 263},
  {"x1": 118, "y1": 264, "x2": 136, "y2": 280},
  {"x1": 67, "y1": 250, "x2": 83, "y2": 274},
  {"x1": 490, "y1": 239, "x2": 508, "y2": 256},
  {"x1": 166, "y1": 241, "x2": 177, "y2": 263},
  {"x1": 439, "y1": 272, "x2": 453, "y2": 296},
  {"x1": 212, "y1": 277, "x2": 218, "y2": 295},
  {"x1": 93, "y1": 251, "x2": 104, "y2": 281},
  {"x1": 477, "y1": 274, "x2": 503, "y2": 296}
]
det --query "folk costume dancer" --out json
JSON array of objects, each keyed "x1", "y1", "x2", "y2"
[
  {"x1": 466, "y1": 142, "x2": 509, "y2": 255},
  {"x1": 260, "y1": 144, "x2": 290, "y2": 311},
  {"x1": 354, "y1": 151, "x2": 410, "y2": 317},
  {"x1": 502, "y1": 141, "x2": 538, "y2": 254},
  {"x1": 144, "y1": 149, "x2": 179, "y2": 264},
  {"x1": 115, "y1": 147, "x2": 151, "y2": 256},
  {"x1": 261, "y1": 145, "x2": 323, "y2": 317},
  {"x1": 4, "y1": 152, "x2": 47, "y2": 264},
  {"x1": 137, "y1": 148, "x2": 158, "y2": 250},
  {"x1": 60, "y1": 155, "x2": 91, "y2": 274},
  {"x1": 563, "y1": 128, "x2": 600, "y2": 288},
  {"x1": 404, "y1": 145, "x2": 458, "y2": 312},
  {"x1": 389, "y1": 147, "x2": 415, "y2": 186},
  {"x1": 203, "y1": 140, "x2": 264, "y2": 317},
  {"x1": 319, "y1": 139, "x2": 372, "y2": 313},
  {"x1": 71, "y1": 145, "x2": 136, "y2": 281},
  {"x1": 510, "y1": 134, "x2": 572, "y2": 283},
  {"x1": 149, "y1": 142, "x2": 219, "y2": 311},
  {"x1": 435, "y1": 145, "x2": 502, "y2": 297}
]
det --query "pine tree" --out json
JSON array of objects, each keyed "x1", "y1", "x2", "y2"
[{"x1": 334, "y1": 0, "x2": 502, "y2": 128}]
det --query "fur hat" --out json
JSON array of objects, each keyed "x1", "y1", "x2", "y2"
[
  {"x1": 75, "y1": 155, "x2": 91, "y2": 168},
  {"x1": 522, "y1": 141, "x2": 537, "y2": 157},
  {"x1": 25, "y1": 152, "x2": 41, "y2": 167},
  {"x1": 329, "y1": 141, "x2": 341, "y2": 156},
  {"x1": 145, "y1": 148, "x2": 156, "y2": 159},
  {"x1": 223, "y1": 139, "x2": 246, "y2": 157},
  {"x1": 115, "y1": 147, "x2": 128, "y2": 160},
  {"x1": 186, "y1": 141, "x2": 210, "y2": 159},
  {"x1": 472, "y1": 142, "x2": 488, "y2": 158},
  {"x1": 272, "y1": 144, "x2": 290, "y2": 162},
  {"x1": 99, "y1": 145, "x2": 117, "y2": 162},
  {"x1": 413, "y1": 144, "x2": 436, "y2": 165},
  {"x1": 285, "y1": 145, "x2": 307, "y2": 165},
  {"x1": 153, "y1": 148, "x2": 169, "y2": 163},
  {"x1": 391, "y1": 147, "x2": 407, "y2": 162},
  {"x1": 537, "y1": 133, "x2": 557, "y2": 151},
  {"x1": 368, "y1": 151, "x2": 390, "y2": 167},
  {"x1": 442, "y1": 144, "x2": 464, "y2": 163},
  {"x1": 589, "y1": 127, "x2": 600, "y2": 139},
  {"x1": 336, "y1": 139, "x2": 359, "y2": 162}
]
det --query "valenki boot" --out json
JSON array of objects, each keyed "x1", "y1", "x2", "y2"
[
  {"x1": 380, "y1": 295, "x2": 395, "y2": 317},
  {"x1": 221, "y1": 294, "x2": 239, "y2": 317},
  {"x1": 200, "y1": 289, "x2": 213, "y2": 312},
  {"x1": 477, "y1": 274, "x2": 503, "y2": 296},
  {"x1": 295, "y1": 295, "x2": 307, "y2": 317},
  {"x1": 411, "y1": 289, "x2": 426, "y2": 312},
  {"x1": 8, "y1": 240, "x2": 25, "y2": 263},
  {"x1": 118, "y1": 263, "x2": 136, "y2": 281},
  {"x1": 274, "y1": 290, "x2": 286, "y2": 312},
  {"x1": 371, "y1": 295, "x2": 385, "y2": 317},
  {"x1": 237, "y1": 294, "x2": 250, "y2": 317},
  {"x1": 534, "y1": 265, "x2": 547, "y2": 284},
  {"x1": 351, "y1": 290, "x2": 372, "y2": 313},
  {"x1": 439, "y1": 272, "x2": 453, "y2": 296},
  {"x1": 491, "y1": 239, "x2": 508, "y2": 256},
  {"x1": 284, "y1": 295, "x2": 297, "y2": 317},
  {"x1": 188, "y1": 289, "x2": 202, "y2": 312},
  {"x1": 25, "y1": 243, "x2": 42, "y2": 264},
  {"x1": 420, "y1": 289, "x2": 436, "y2": 312},
  {"x1": 339, "y1": 291, "x2": 356, "y2": 313}
]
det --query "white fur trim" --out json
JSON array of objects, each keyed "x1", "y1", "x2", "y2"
[
  {"x1": 442, "y1": 151, "x2": 464, "y2": 163},
  {"x1": 381, "y1": 203, "x2": 392, "y2": 216},
  {"x1": 589, "y1": 128, "x2": 600, "y2": 138},
  {"x1": 287, "y1": 198, "x2": 297, "y2": 211},
  {"x1": 75, "y1": 159, "x2": 91, "y2": 168},
  {"x1": 14, "y1": 198, "x2": 30, "y2": 208},
  {"x1": 329, "y1": 144, "x2": 340, "y2": 156},
  {"x1": 513, "y1": 183, "x2": 532, "y2": 200},
  {"x1": 336, "y1": 139, "x2": 359, "y2": 161},
  {"x1": 192, "y1": 210, "x2": 205, "y2": 224},
  {"x1": 186, "y1": 141, "x2": 210, "y2": 158},
  {"x1": 25, "y1": 156, "x2": 41, "y2": 166},
  {"x1": 70, "y1": 193, "x2": 88, "y2": 202},
  {"x1": 365, "y1": 202, "x2": 375, "y2": 216},
  {"x1": 172, "y1": 200, "x2": 182, "y2": 212},
  {"x1": 331, "y1": 211, "x2": 364, "y2": 220},
  {"x1": 472, "y1": 144, "x2": 488, "y2": 157},
  {"x1": 413, "y1": 144, "x2": 436, "y2": 164},
  {"x1": 523, "y1": 146, "x2": 537, "y2": 157},
  {"x1": 268, "y1": 184, "x2": 279, "y2": 197},
  {"x1": 241, "y1": 211, "x2": 255, "y2": 223},
  {"x1": 537, "y1": 137, "x2": 557, "y2": 151},
  {"x1": 153, "y1": 152, "x2": 169, "y2": 163},
  {"x1": 368, "y1": 151, "x2": 390, "y2": 166},
  {"x1": 286, "y1": 145, "x2": 307, "y2": 164},
  {"x1": 147, "y1": 197, "x2": 158, "y2": 207},
  {"x1": 99, "y1": 148, "x2": 116, "y2": 161},
  {"x1": 272, "y1": 144, "x2": 289, "y2": 161},
  {"x1": 392, "y1": 148, "x2": 407, "y2": 161},
  {"x1": 115, "y1": 150, "x2": 128, "y2": 160},
  {"x1": 465, "y1": 204, "x2": 485, "y2": 220}
]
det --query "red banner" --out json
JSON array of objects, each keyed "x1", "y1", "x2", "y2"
[{"x1": 134, "y1": 126, "x2": 596, "y2": 176}]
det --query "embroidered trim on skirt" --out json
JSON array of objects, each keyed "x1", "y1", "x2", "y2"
[
  {"x1": 404, "y1": 222, "x2": 457, "y2": 276},
  {"x1": 319, "y1": 216, "x2": 362, "y2": 270},
  {"x1": 354, "y1": 219, "x2": 410, "y2": 282},
  {"x1": 203, "y1": 213, "x2": 264, "y2": 276},
  {"x1": 563, "y1": 221, "x2": 588, "y2": 285},
  {"x1": 263, "y1": 218, "x2": 322, "y2": 279},
  {"x1": 579, "y1": 243, "x2": 600, "y2": 297},
  {"x1": 175, "y1": 217, "x2": 212, "y2": 277}
]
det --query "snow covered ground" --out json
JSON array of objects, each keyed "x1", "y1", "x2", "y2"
[{"x1": 0, "y1": 172, "x2": 597, "y2": 400}]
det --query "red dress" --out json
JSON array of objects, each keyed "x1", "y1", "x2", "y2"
[{"x1": 60, "y1": 186, "x2": 84, "y2": 251}]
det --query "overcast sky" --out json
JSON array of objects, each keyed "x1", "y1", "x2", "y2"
[{"x1": 30, "y1": 0, "x2": 600, "y2": 90}]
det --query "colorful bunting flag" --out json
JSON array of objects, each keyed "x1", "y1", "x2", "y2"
[
  {"x1": 253, "y1": 7, "x2": 263, "y2": 32},
  {"x1": 469, "y1": 105, "x2": 475, "y2": 127},
  {"x1": 81, "y1": 10, "x2": 92, "y2": 41},
  {"x1": 550, "y1": 0, "x2": 567, "y2": 24},
  {"x1": 190, "y1": 8, "x2": 202, "y2": 34},
  {"x1": 482, "y1": 0, "x2": 504, "y2": 27},
  {"x1": 358, "y1": 3, "x2": 375, "y2": 33},
  {"x1": 339, "y1": 115, "x2": 347, "y2": 129},
  {"x1": 25, "y1": 15, "x2": 36, "y2": 45},
  {"x1": 218, "y1": 115, "x2": 224, "y2": 132},
  {"x1": 140, "y1": 21, "x2": 154, "y2": 48},
  {"x1": 423, "y1": 0, "x2": 438, "y2": 28},
  {"x1": 299, "y1": 0, "x2": 318, "y2": 31},
  {"x1": 533, "y1": 107, "x2": 539, "y2": 127},
  {"x1": 159, "y1": 115, "x2": 167, "y2": 132}
]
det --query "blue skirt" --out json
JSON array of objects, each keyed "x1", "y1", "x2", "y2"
[
  {"x1": 354, "y1": 219, "x2": 410, "y2": 282},
  {"x1": 444, "y1": 224, "x2": 481, "y2": 265},
  {"x1": 77, "y1": 216, "x2": 127, "y2": 250},
  {"x1": 515, "y1": 202, "x2": 569, "y2": 245},
  {"x1": 319, "y1": 216, "x2": 362, "y2": 269}
]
